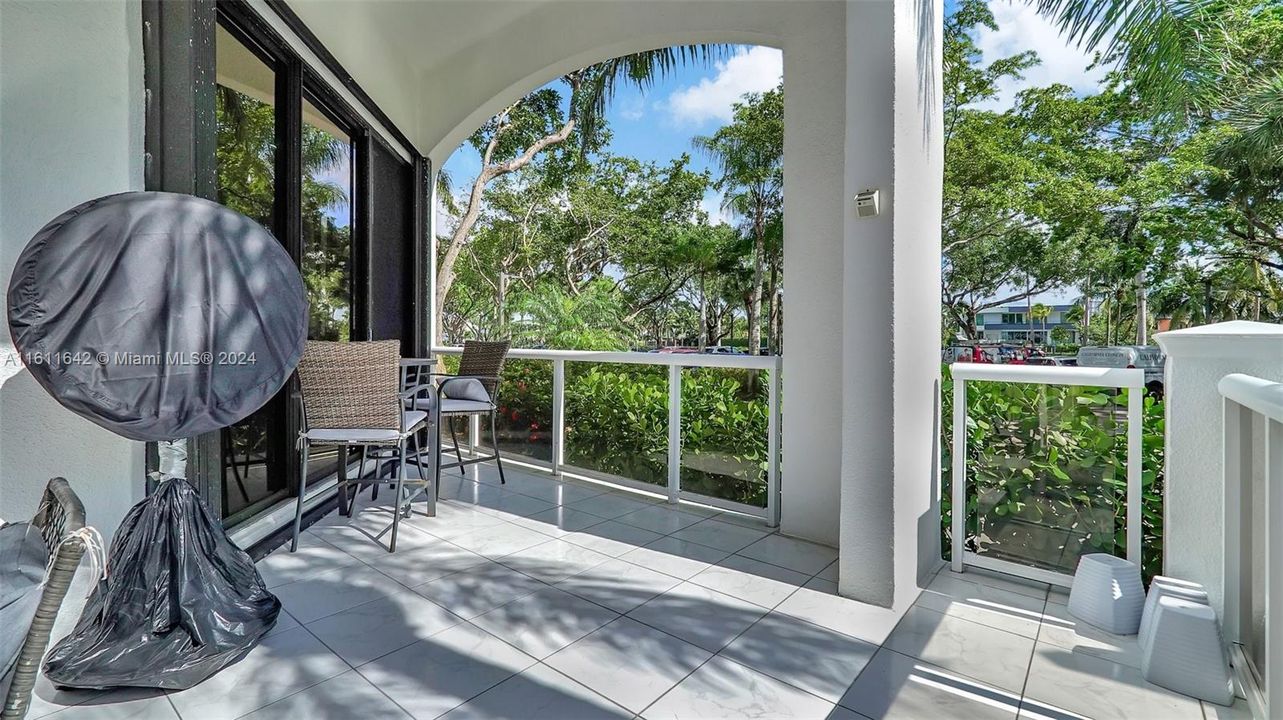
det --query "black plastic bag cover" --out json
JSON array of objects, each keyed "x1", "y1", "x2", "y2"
[
  {"x1": 43, "y1": 479, "x2": 280, "y2": 690},
  {"x1": 7, "y1": 192, "x2": 307, "y2": 441}
]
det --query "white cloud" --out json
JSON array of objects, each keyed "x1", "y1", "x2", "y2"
[
  {"x1": 617, "y1": 93, "x2": 646, "y2": 121},
  {"x1": 971, "y1": 1, "x2": 1108, "y2": 110},
  {"x1": 665, "y1": 46, "x2": 782, "y2": 125},
  {"x1": 700, "y1": 191, "x2": 735, "y2": 226}
]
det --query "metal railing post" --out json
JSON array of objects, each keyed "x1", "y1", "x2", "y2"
[
  {"x1": 1223, "y1": 397, "x2": 1248, "y2": 646},
  {"x1": 951, "y1": 375, "x2": 966, "y2": 573},
  {"x1": 552, "y1": 359, "x2": 565, "y2": 477},
  {"x1": 1126, "y1": 383, "x2": 1143, "y2": 565},
  {"x1": 1268, "y1": 417, "x2": 1283, "y2": 713},
  {"x1": 766, "y1": 360, "x2": 782, "y2": 528},
  {"x1": 667, "y1": 364, "x2": 681, "y2": 504}
]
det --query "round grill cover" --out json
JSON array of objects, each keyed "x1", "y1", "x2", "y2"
[{"x1": 7, "y1": 192, "x2": 307, "y2": 441}]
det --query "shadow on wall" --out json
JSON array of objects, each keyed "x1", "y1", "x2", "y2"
[
  {"x1": 0, "y1": 364, "x2": 144, "y2": 540},
  {"x1": 912, "y1": 0, "x2": 940, "y2": 146}
]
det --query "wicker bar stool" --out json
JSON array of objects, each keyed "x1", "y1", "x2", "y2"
[
  {"x1": 2, "y1": 478, "x2": 87, "y2": 720},
  {"x1": 290, "y1": 340, "x2": 436, "y2": 553},
  {"x1": 412, "y1": 340, "x2": 511, "y2": 487}
]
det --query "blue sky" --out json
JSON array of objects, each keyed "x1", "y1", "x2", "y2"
[
  {"x1": 439, "y1": 1, "x2": 1108, "y2": 302},
  {"x1": 441, "y1": 45, "x2": 785, "y2": 226}
]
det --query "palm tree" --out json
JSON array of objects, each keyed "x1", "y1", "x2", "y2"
[
  {"x1": 693, "y1": 86, "x2": 783, "y2": 356},
  {"x1": 1031, "y1": 303, "x2": 1052, "y2": 346},
  {"x1": 436, "y1": 46, "x2": 728, "y2": 339},
  {"x1": 1030, "y1": 0, "x2": 1283, "y2": 164},
  {"x1": 511, "y1": 280, "x2": 633, "y2": 351}
]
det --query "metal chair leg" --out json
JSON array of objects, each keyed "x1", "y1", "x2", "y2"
[
  {"x1": 290, "y1": 442, "x2": 311, "y2": 552},
  {"x1": 490, "y1": 411, "x2": 506, "y2": 484},
  {"x1": 448, "y1": 417, "x2": 466, "y2": 475},
  {"x1": 390, "y1": 438, "x2": 407, "y2": 553}
]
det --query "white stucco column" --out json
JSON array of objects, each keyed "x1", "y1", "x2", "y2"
[
  {"x1": 0, "y1": 0, "x2": 147, "y2": 539},
  {"x1": 1155, "y1": 321, "x2": 1283, "y2": 617}
]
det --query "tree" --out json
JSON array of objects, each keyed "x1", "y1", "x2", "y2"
[
  {"x1": 693, "y1": 85, "x2": 783, "y2": 356},
  {"x1": 436, "y1": 47, "x2": 724, "y2": 340}
]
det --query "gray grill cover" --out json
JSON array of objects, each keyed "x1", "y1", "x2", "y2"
[{"x1": 7, "y1": 192, "x2": 307, "y2": 441}]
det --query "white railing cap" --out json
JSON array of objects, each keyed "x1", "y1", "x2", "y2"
[
  {"x1": 1219, "y1": 373, "x2": 1283, "y2": 423},
  {"x1": 949, "y1": 362, "x2": 1144, "y2": 388},
  {"x1": 430, "y1": 346, "x2": 781, "y2": 370},
  {"x1": 1156, "y1": 320, "x2": 1283, "y2": 358}
]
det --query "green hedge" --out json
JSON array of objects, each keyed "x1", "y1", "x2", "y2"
[
  {"x1": 475, "y1": 359, "x2": 771, "y2": 507},
  {"x1": 942, "y1": 365, "x2": 1164, "y2": 580}
]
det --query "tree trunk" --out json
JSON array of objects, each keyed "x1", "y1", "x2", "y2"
[
  {"x1": 698, "y1": 273, "x2": 708, "y2": 350},
  {"x1": 496, "y1": 270, "x2": 508, "y2": 336},
  {"x1": 748, "y1": 211, "x2": 765, "y2": 356},
  {"x1": 1134, "y1": 269, "x2": 1147, "y2": 345},
  {"x1": 434, "y1": 111, "x2": 577, "y2": 343},
  {"x1": 766, "y1": 260, "x2": 778, "y2": 354}
]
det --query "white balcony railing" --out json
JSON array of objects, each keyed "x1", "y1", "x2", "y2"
[
  {"x1": 949, "y1": 363, "x2": 1145, "y2": 587},
  {"x1": 1219, "y1": 372, "x2": 1283, "y2": 717},
  {"x1": 432, "y1": 346, "x2": 782, "y2": 526}
]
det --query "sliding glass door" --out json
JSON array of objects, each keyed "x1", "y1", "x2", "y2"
[{"x1": 211, "y1": 13, "x2": 362, "y2": 524}]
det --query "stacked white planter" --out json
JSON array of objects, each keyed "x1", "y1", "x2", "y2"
[
  {"x1": 1136, "y1": 576, "x2": 1233, "y2": 706},
  {"x1": 1067, "y1": 554, "x2": 1145, "y2": 634},
  {"x1": 1138, "y1": 576, "x2": 1208, "y2": 648}
]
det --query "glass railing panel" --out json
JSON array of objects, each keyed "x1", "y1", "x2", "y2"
[
  {"x1": 960, "y1": 380, "x2": 1129, "y2": 575},
  {"x1": 564, "y1": 361, "x2": 668, "y2": 487},
  {"x1": 679, "y1": 367, "x2": 769, "y2": 508},
  {"x1": 479, "y1": 359, "x2": 553, "y2": 463}
]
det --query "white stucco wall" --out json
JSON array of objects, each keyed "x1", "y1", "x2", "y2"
[
  {"x1": 1156, "y1": 321, "x2": 1283, "y2": 619},
  {"x1": 0, "y1": 0, "x2": 147, "y2": 538}
]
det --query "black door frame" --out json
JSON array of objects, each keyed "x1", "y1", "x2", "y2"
[{"x1": 143, "y1": 0, "x2": 429, "y2": 526}]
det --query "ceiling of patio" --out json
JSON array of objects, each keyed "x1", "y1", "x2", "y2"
[{"x1": 283, "y1": 0, "x2": 833, "y2": 163}]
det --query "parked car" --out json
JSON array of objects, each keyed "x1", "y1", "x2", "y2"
[
  {"x1": 1076, "y1": 345, "x2": 1165, "y2": 394},
  {"x1": 703, "y1": 346, "x2": 746, "y2": 355},
  {"x1": 657, "y1": 346, "x2": 699, "y2": 354}
]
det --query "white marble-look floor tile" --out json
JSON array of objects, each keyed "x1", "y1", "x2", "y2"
[
  {"x1": 913, "y1": 573, "x2": 1046, "y2": 639},
  {"x1": 816, "y1": 560, "x2": 839, "y2": 583},
  {"x1": 881, "y1": 605, "x2": 1035, "y2": 693},
  {"x1": 43, "y1": 693, "x2": 177, "y2": 720},
  {"x1": 614, "y1": 505, "x2": 708, "y2": 535},
  {"x1": 272, "y1": 564, "x2": 408, "y2": 624},
  {"x1": 447, "y1": 522, "x2": 553, "y2": 559},
  {"x1": 510, "y1": 507, "x2": 608, "y2": 538},
  {"x1": 1037, "y1": 600, "x2": 1143, "y2": 668},
  {"x1": 368, "y1": 537, "x2": 489, "y2": 588},
  {"x1": 670, "y1": 518, "x2": 772, "y2": 553},
  {"x1": 643, "y1": 655, "x2": 834, "y2": 720},
  {"x1": 735, "y1": 534, "x2": 838, "y2": 575},
  {"x1": 497, "y1": 538, "x2": 611, "y2": 584},
  {"x1": 304, "y1": 591, "x2": 465, "y2": 666},
  {"x1": 689, "y1": 554, "x2": 810, "y2": 609},
  {"x1": 167, "y1": 626, "x2": 348, "y2": 720},
  {"x1": 932, "y1": 568, "x2": 1049, "y2": 602},
  {"x1": 1021, "y1": 643, "x2": 1203, "y2": 720},
  {"x1": 403, "y1": 502, "x2": 507, "y2": 541},
  {"x1": 773, "y1": 585, "x2": 904, "y2": 645},
  {"x1": 562, "y1": 521, "x2": 665, "y2": 557},
  {"x1": 470, "y1": 586, "x2": 620, "y2": 659},
  {"x1": 568, "y1": 493, "x2": 659, "y2": 520},
  {"x1": 627, "y1": 581, "x2": 766, "y2": 652},
  {"x1": 544, "y1": 617, "x2": 712, "y2": 714},
  {"x1": 504, "y1": 475, "x2": 609, "y2": 507},
  {"x1": 439, "y1": 663, "x2": 630, "y2": 720},
  {"x1": 237, "y1": 669, "x2": 411, "y2": 720},
  {"x1": 620, "y1": 537, "x2": 730, "y2": 580},
  {"x1": 413, "y1": 561, "x2": 548, "y2": 619},
  {"x1": 356, "y1": 622, "x2": 537, "y2": 719},
  {"x1": 719, "y1": 612, "x2": 878, "y2": 703},
  {"x1": 1199, "y1": 699, "x2": 1255, "y2": 720},
  {"x1": 471, "y1": 490, "x2": 559, "y2": 520},
  {"x1": 556, "y1": 558, "x2": 682, "y2": 613},
  {"x1": 838, "y1": 648, "x2": 1020, "y2": 720},
  {"x1": 256, "y1": 532, "x2": 362, "y2": 589}
]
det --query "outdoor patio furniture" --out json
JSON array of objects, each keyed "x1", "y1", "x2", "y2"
[
  {"x1": 425, "y1": 340, "x2": 511, "y2": 486},
  {"x1": 1067, "y1": 553, "x2": 1145, "y2": 634},
  {"x1": 2, "y1": 478, "x2": 86, "y2": 720},
  {"x1": 291, "y1": 340, "x2": 435, "y2": 553},
  {"x1": 1141, "y1": 595, "x2": 1234, "y2": 705}
]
